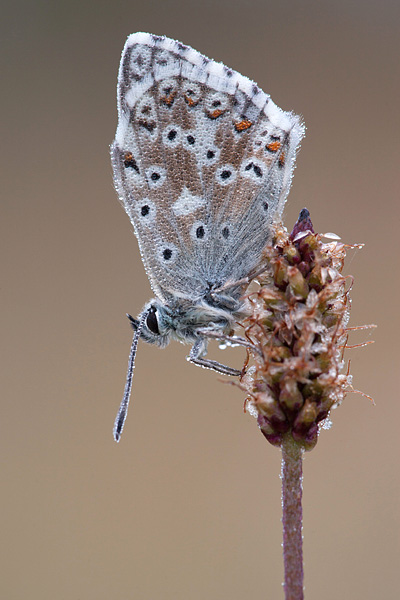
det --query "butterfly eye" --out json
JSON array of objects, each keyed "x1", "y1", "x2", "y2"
[{"x1": 146, "y1": 306, "x2": 160, "y2": 335}]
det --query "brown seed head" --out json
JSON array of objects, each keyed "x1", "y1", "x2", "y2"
[{"x1": 240, "y1": 209, "x2": 358, "y2": 450}]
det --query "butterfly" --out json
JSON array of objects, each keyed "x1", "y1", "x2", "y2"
[{"x1": 111, "y1": 32, "x2": 304, "y2": 441}]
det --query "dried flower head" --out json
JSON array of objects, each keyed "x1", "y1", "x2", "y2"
[{"x1": 240, "y1": 208, "x2": 359, "y2": 450}]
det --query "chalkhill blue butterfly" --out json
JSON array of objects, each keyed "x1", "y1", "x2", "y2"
[{"x1": 111, "y1": 33, "x2": 304, "y2": 441}]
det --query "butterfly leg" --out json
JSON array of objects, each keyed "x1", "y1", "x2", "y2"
[
  {"x1": 211, "y1": 266, "x2": 268, "y2": 296},
  {"x1": 188, "y1": 339, "x2": 241, "y2": 376}
]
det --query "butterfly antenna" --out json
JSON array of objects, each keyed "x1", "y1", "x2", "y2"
[{"x1": 113, "y1": 308, "x2": 150, "y2": 442}]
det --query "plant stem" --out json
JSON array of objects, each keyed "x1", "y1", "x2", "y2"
[{"x1": 281, "y1": 433, "x2": 304, "y2": 599}]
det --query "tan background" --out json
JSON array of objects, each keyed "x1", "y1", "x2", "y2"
[{"x1": 2, "y1": 1, "x2": 399, "y2": 598}]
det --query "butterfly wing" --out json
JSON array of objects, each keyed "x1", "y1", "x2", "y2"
[{"x1": 111, "y1": 33, "x2": 304, "y2": 303}]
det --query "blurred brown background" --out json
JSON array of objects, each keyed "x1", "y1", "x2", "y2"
[{"x1": 1, "y1": 1, "x2": 399, "y2": 598}]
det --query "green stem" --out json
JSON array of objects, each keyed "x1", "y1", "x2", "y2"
[{"x1": 281, "y1": 433, "x2": 304, "y2": 599}]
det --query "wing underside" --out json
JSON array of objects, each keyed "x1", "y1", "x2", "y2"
[{"x1": 112, "y1": 33, "x2": 304, "y2": 302}]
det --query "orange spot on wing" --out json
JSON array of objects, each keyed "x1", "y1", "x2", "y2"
[
  {"x1": 279, "y1": 152, "x2": 286, "y2": 168},
  {"x1": 160, "y1": 92, "x2": 176, "y2": 107},
  {"x1": 184, "y1": 95, "x2": 199, "y2": 107},
  {"x1": 209, "y1": 109, "x2": 224, "y2": 119},
  {"x1": 123, "y1": 152, "x2": 139, "y2": 172},
  {"x1": 234, "y1": 119, "x2": 252, "y2": 132},
  {"x1": 266, "y1": 141, "x2": 282, "y2": 152}
]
